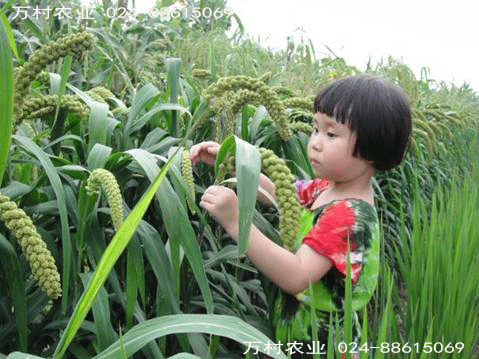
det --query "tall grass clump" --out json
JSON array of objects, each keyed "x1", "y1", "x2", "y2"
[
  {"x1": 330, "y1": 158, "x2": 479, "y2": 359},
  {"x1": 393, "y1": 158, "x2": 479, "y2": 358}
]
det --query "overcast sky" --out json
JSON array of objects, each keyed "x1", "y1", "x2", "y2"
[
  {"x1": 226, "y1": 0, "x2": 477, "y2": 93},
  {"x1": 83, "y1": 0, "x2": 477, "y2": 93}
]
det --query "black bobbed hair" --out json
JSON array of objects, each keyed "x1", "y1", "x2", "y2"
[{"x1": 314, "y1": 75, "x2": 412, "y2": 171}]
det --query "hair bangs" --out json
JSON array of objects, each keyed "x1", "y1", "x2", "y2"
[{"x1": 314, "y1": 79, "x2": 361, "y2": 129}]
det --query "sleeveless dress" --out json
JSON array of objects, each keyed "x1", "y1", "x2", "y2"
[{"x1": 272, "y1": 178, "x2": 380, "y2": 357}]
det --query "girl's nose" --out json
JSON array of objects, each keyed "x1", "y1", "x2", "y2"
[{"x1": 309, "y1": 132, "x2": 322, "y2": 151}]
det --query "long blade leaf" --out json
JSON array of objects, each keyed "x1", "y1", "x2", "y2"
[
  {"x1": 234, "y1": 137, "x2": 260, "y2": 254},
  {"x1": 126, "y1": 148, "x2": 214, "y2": 313},
  {"x1": 0, "y1": 234, "x2": 27, "y2": 351},
  {"x1": 0, "y1": 17, "x2": 13, "y2": 185},
  {"x1": 92, "y1": 314, "x2": 287, "y2": 359},
  {"x1": 53, "y1": 152, "x2": 177, "y2": 358}
]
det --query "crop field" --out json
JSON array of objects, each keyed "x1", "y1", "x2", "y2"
[{"x1": 1, "y1": 1, "x2": 479, "y2": 358}]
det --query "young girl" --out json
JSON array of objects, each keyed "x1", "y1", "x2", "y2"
[{"x1": 190, "y1": 75, "x2": 411, "y2": 357}]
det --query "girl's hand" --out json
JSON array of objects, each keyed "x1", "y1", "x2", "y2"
[
  {"x1": 190, "y1": 141, "x2": 220, "y2": 166},
  {"x1": 200, "y1": 185, "x2": 239, "y2": 235}
]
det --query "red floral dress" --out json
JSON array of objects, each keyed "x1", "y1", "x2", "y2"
[{"x1": 273, "y1": 178, "x2": 380, "y2": 357}]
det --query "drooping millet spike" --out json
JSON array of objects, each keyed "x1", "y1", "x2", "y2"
[
  {"x1": 13, "y1": 32, "x2": 96, "y2": 128},
  {"x1": 214, "y1": 89, "x2": 264, "y2": 141},
  {"x1": 281, "y1": 96, "x2": 315, "y2": 112},
  {"x1": 87, "y1": 86, "x2": 115, "y2": 102},
  {"x1": 219, "y1": 147, "x2": 301, "y2": 251},
  {"x1": 86, "y1": 169, "x2": 124, "y2": 232},
  {"x1": 181, "y1": 149, "x2": 196, "y2": 215},
  {"x1": 192, "y1": 68, "x2": 212, "y2": 80},
  {"x1": 0, "y1": 194, "x2": 62, "y2": 299},
  {"x1": 258, "y1": 147, "x2": 301, "y2": 251},
  {"x1": 289, "y1": 121, "x2": 313, "y2": 135},
  {"x1": 202, "y1": 75, "x2": 292, "y2": 140},
  {"x1": 19, "y1": 95, "x2": 90, "y2": 124}
]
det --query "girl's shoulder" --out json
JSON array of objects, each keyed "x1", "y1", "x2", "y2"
[
  {"x1": 312, "y1": 198, "x2": 379, "y2": 235},
  {"x1": 294, "y1": 178, "x2": 330, "y2": 209}
]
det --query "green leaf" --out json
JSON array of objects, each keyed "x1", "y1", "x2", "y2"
[
  {"x1": 126, "y1": 236, "x2": 145, "y2": 329},
  {"x1": 136, "y1": 220, "x2": 179, "y2": 313},
  {"x1": 92, "y1": 314, "x2": 287, "y2": 359},
  {"x1": 53, "y1": 151, "x2": 177, "y2": 359},
  {"x1": 234, "y1": 137, "x2": 260, "y2": 254},
  {"x1": 87, "y1": 144, "x2": 113, "y2": 171},
  {"x1": 215, "y1": 136, "x2": 260, "y2": 254},
  {"x1": 0, "y1": 18, "x2": 13, "y2": 185},
  {"x1": 167, "y1": 354, "x2": 202, "y2": 359},
  {"x1": 0, "y1": 234, "x2": 27, "y2": 352},
  {"x1": 125, "y1": 84, "x2": 160, "y2": 136},
  {"x1": 6, "y1": 353, "x2": 44, "y2": 359},
  {"x1": 214, "y1": 136, "x2": 235, "y2": 177},
  {"x1": 79, "y1": 273, "x2": 118, "y2": 350},
  {"x1": 126, "y1": 148, "x2": 214, "y2": 314},
  {"x1": 88, "y1": 101, "x2": 114, "y2": 150},
  {"x1": 48, "y1": 54, "x2": 73, "y2": 154},
  {"x1": 0, "y1": 11, "x2": 19, "y2": 62},
  {"x1": 166, "y1": 58, "x2": 181, "y2": 136},
  {"x1": 373, "y1": 266, "x2": 394, "y2": 359},
  {"x1": 128, "y1": 102, "x2": 190, "y2": 135}
]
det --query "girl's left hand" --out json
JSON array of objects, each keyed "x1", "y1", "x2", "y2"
[{"x1": 200, "y1": 185, "x2": 239, "y2": 235}]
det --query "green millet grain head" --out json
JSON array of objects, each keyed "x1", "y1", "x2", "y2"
[
  {"x1": 111, "y1": 107, "x2": 129, "y2": 117},
  {"x1": 86, "y1": 169, "x2": 124, "y2": 232},
  {"x1": 28, "y1": 106, "x2": 56, "y2": 120},
  {"x1": 179, "y1": 111, "x2": 187, "y2": 131},
  {"x1": 88, "y1": 86, "x2": 115, "y2": 100},
  {"x1": 188, "y1": 105, "x2": 215, "y2": 135},
  {"x1": 192, "y1": 68, "x2": 212, "y2": 80},
  {"x1": 258, "y1": 147, "x2": 300, "y2": 251},
  {"x1": 211, "y1": 88, "x2": 264, "y2": 140},
  {"x1": 86, "y1": 89, "x2": 107, "y2": 104},
  {"x1": 202, "y1": 75, "x2": 292, "y2": 140},
  {"x1": 19, "y1": 95, "x2": 89, "y2": 125},
  {"x1": 220, "y1": 148, "x2": 300, "y2": 251},
  {"x1": 281, "y1": 96, "x2": 315, "y2": 111},
  {"x1": 229, "y1": 89, "x2": 262, "y2": 115},
  {"x1": 288, "y1": 108, "x2": 314, "y2": 124},
  {"x1": 181, "y1": 149, "x2": 196, "y2": 214},
  {"x1": 258, "y1": 71, "x2": 273, "y2": 83},
  {"x1": 14, "y1": 32, "x2": 96, "y2": 126},
  {"x1": 271, "y1": 86, "x2": 297, "y2": 98},
  {"x1": 22, "y1": 121, "x2": 37, "y2": 138},
  {"x1": 35, "y1": 71, "x2": 51, "y2": 85},
  {"x1": 209, "y1": 95, "x2": 235, "y2": 143},
  {"x1": 0, "y1": 194, "x2": 62, "y2": 299},
  {"x1": 289, "y1": 121, "x2": 313, "y2": 135}
]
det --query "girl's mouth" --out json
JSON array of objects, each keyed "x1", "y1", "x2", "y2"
[{"x1": 310, "y1": 159, "x2": 320, "y2": 167}]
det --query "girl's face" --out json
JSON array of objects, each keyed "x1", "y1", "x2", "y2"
[{"x1": 308, "y1": 112, "x2": 372, "y2": 183}]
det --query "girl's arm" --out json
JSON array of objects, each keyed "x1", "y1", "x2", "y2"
[
  {"x1": 200, "y1": 185, "x2": 330, "y2": 295},
  {"x1": 257, "y1": 174, "x2": 276, "y2": 207},
  {"x1": 226, "y1": 221, "x2": 332, "y2": 295}
]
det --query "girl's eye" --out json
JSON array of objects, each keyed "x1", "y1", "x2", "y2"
[{"x1": 327, "y1": 133, "x2": 336, "y2": 138}]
